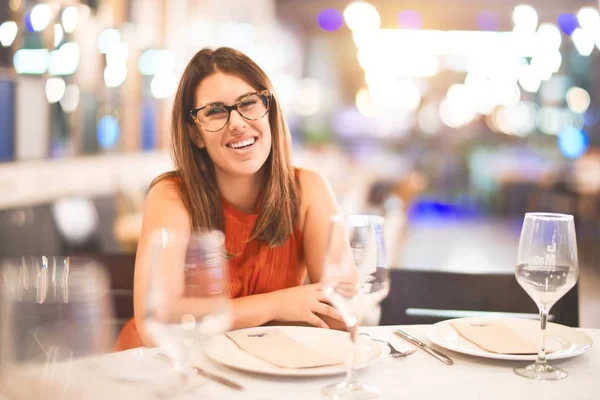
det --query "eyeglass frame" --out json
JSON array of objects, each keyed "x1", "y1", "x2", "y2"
[{"x1": 189, "y1": 90, "x2": 273, "y2": 132}]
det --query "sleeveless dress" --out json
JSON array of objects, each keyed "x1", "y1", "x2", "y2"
[{"x1": 113, "y1": 179, "x2": 305, "y2": 351}]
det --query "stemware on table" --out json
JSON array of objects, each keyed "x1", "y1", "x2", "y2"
[
  {"x1": 142, "y1": 229, "x2": 232, "y2": 395},
  {"x1": 514, "y1": 212, "x2": 579, "y2": 380},
  {"x1": 321, "y1": 214, "x2": 390, "y2": 400}
]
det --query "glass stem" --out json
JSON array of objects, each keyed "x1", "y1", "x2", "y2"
[
  {"x1": 536, "y1": 310, "x2": 548, "y2": 366},
  {"x1": 344, "y1": 323, "x2": 359, "y2": 385}
]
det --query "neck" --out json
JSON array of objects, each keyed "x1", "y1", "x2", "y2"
[{"x1": 216, "y1": 168, "x2": 266, "y2": 213}]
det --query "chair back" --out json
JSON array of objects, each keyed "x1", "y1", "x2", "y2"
[
  {"x1": 0, "y1": 205, "x2": 62, "y2": 257},
  {"x1": 84, "y1": 253, "x2": 136, "y2": 333},
  {"x1": 380, "y1": 269, "x2": 579, "y2": 327}
]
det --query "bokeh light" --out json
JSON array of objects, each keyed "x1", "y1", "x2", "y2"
[
  {"x1": 418, "y1": 102, "x2": 442, "y2": 135},
  {"x1": 104, "y1": 64, "x2": 127, "y2": 87},
  {"x1": 98, "y1": 29, "x2": 121, "y2": 54},
  {"x1": 557, "y1": 13, "x2": 579, "y2": 36},
  {"x1": 60, "y1": 84, "x2": 80, "y2": 113},
  {"x1": 477, "y1": 11, "x2": 500, "y2": 31},
  {"x1": 0, "y1": 21, "x2": 18, "y2": 47},
  {"x1": 512, "y1": 4, "x2": 538, "y2": 33},
  {"x1": 343, "y1": 1, "x2": 381, "y2": 32},
  {"x1": 558, "y1": 127, "x2": 588, "y2": 158},
  {"x1": 536, "y1": 23, "x2": 562, "y2": 50},
  {"x1": 151, "y1": 72, "x2": 178, "y2": 99},
  {"x1": 29, "y1": 4, "x2": 52, "y2": 32},
  {"x1": 355, "y1": 88, "x2": 380, "y2": 118},
  {"x1": 45, "y1": 78, "x2": 66, "y2": 104},
  {"x1": 397, "y1": 10, "x2": 422, "y2": 29},
  {"x1": 61, "y1": 6, "x2": 79, "y2": 33},
  {"x1": 97, "y1": 116, "x2": 120, "y2": 149},
  {"x1": 571, "y1": 28, "x2": 595, "y2": 56},
  {"x1": 54, "y1": 24, "x2": 63, "y2": 47},
  {"x1": 566, "y1": 87, "x2": 591, "y2": 114},
  {"x1": 317, "y1": 9, "x2": 344, "y2": 32},
  {"x1": 577, "y1": 7, "x2": 600, "y2": 34}
]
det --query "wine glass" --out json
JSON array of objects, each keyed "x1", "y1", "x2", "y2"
[
  {"x1": 515, "y1": 212, "x2": 579, "y2": 380},
  {"x1": 142, "y1": 229, "x2": 232, "y2": 394},
  {"x1": 321, "y1": 215, "x2": 390, "y2": 400},
  {"x1": 0, "y1": 256, "x2": 114, "y2": 397}
]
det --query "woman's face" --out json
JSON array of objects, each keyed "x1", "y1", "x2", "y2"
[{"x1": 192, "y1": 72, "x2": 272, "y2": 179}]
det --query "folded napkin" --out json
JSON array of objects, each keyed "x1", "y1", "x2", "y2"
[
  {"x1": 451, "y1": 319, "x2": 559, "y2": 354},
  {"x1": 225, "y1": 328, "x2": 346, "y2": 369}
]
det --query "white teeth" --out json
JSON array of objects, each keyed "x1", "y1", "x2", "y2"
[{"x1": 228, "y1": 138, "x2": 256, "y2": 149}]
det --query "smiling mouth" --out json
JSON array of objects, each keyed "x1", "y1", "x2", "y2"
[{"x1": 226, "y1": 137, "x2": 257, "y2": 150}]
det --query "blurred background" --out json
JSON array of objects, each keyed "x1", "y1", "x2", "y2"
[{"x1": 0, "y1": 0, "x2": 599, "y2": 326}]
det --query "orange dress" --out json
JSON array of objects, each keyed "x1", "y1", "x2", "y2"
[{"x1": 113, "y1": 189, "x2": 305, "y2": 351}]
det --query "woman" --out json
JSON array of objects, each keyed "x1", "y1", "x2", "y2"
[{"x1": 114, "y1": 47, "x2": 342, "y2": 350}]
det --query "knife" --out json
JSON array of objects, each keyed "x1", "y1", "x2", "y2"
[
  {"x1": 157, "y1": 353, "x2": 244, "y2": 390},
  {"x1": 394, "y1": 329, "x2": 454, "y2": 365}
]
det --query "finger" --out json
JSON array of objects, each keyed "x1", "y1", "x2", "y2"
[
  {"x1": 307, "y1": 313, "x2": 329, "y2": 329},
  {"x1": 314, "y1": 302, "x2": 344, "y2": 321},
  {"x1": 316, "y1": 291, "x2": 334, "y2": 304}
]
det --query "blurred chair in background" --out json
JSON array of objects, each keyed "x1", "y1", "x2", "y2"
[
  {"x1": 0, "y1": 205, "x2": 62, "y2": 257},
  {"x1": 380, "y1": 269, "x2": 579, "y2": 327},
  {"x1": 0, "y1": 195, "x2": 121, "y2": 259}
]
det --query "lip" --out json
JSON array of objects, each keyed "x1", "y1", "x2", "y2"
[{"x1": 225, "y1": 136, "x2": 258, "y2": 149}]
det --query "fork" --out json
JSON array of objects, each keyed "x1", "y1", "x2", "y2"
[{"x1": 359, "y1": 332, "x2": 416, "y2": 358}]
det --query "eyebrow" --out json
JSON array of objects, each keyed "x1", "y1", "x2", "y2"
[{"x1": 195, "y1": 91, "x2": 256, "y2": 110}]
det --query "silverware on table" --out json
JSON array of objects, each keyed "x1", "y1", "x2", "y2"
[
  {"x1": 359, "y1": 332, "x2": 416, "y2": 358},
  {"x1": 156, "y1": 353, "x2": 244, "y2": 390},
  {"x1": 393, "y1": 329, "x2": 454, "y2": 365}
]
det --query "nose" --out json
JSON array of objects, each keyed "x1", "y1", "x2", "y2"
[{"x1": 228, "y1": 109, "x2": 247, "y2": 133}]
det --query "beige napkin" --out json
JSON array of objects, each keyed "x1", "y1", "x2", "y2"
[
  {"x1": 451, "y1": 319, "x2": 558, "y2": 354},
  {"x1": 225, "y1": 329, "x2": 346, "y2": 369}
]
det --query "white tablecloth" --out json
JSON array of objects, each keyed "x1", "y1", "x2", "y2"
[{"x1": 1, "y1": 325, "x2": 598, "y2": 400}]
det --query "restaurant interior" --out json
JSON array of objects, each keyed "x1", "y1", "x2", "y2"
[{"x1": 0, "y1": 0, "x2": 599, "y2": 398}]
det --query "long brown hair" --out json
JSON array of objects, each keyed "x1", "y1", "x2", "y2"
[{"x1": 153, "y1": 47, "x2": 299, "y2": 247}]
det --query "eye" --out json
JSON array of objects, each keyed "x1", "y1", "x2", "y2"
[
  {"x1": 204, "y1": 105, "x2": 227, "y2": 117},
  {"x1": 239, "y1": 97, "x2": 259, "y2": 109}
]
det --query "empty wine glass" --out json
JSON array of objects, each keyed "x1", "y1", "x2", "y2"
[
  {"x1": 321, "y1": 215, "x2": 390, "y2": 399},
  {"x1": 142, "y1": 229, "x2": 232, "y2": 394},
  {"x1": 515, "y1": 212, "x2": 579, "y2": 380},
  {"x1": 0, "y1": 256, "x2": 114, "y2": 397}
]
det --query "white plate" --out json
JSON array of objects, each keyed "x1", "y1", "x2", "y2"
[
  {"x1": 203, "y1": 326, "x2": 383, "y2": 377},
  {"x1": 426, "y1": 317, "x2": 594, "y2": 361}
]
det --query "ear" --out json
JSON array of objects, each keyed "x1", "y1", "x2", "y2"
[{"x1": 191, "y1": 128, "x2": 206, "y2": 149}]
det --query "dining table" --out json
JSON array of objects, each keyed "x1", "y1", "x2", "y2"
[{"x1": 1, "y1": 324, "x2": 598, "y2": 400}]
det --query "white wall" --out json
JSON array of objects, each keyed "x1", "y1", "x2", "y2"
[{"x1": 0, "y1": 151, "x2": 173, "y2": 209}]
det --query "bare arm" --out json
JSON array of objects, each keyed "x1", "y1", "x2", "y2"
[{"x1": 299, "y1": 169, "x2": 340, "y2": 283}]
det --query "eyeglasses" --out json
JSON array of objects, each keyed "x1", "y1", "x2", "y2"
[{"x1": 189, "y1": 90, "x2": 272, "y2": 132}]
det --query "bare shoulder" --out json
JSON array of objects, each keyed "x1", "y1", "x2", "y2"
[
  {"x1": 142, "y1": 176, "x2": 190, "y2": 230},
  {"x1": 297, "y1": 167, "x2": 336, "y2": 202},
  {"x1": 146, "y1": 177, "x2": 184, "y2": 205},
  {"x1": 296, "y1": 167, "x2": 338, "y2": 229}
]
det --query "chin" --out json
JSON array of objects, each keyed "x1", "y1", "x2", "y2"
[{"x1": 229, "y1": 160, "x2": 268, "y2": 177}]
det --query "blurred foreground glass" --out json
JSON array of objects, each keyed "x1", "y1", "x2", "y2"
[
  {"x1": 322, "y1": 215, "x2": 390, "y2": 399},
  {"x1": 0, "y1": 256, "x2": 114, "y2": 397},
  {"x1": 515, "y1": 213, "x2": 579, "y2": 380},
  {"x1": 143, "y1": 229, "x2": 232, "y2": 394}
]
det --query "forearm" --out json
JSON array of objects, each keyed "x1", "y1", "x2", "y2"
[
  {"x1": 134, "y1": 292, "x2": 279, "y2": 347},
  {"x1": 230, "y1": 291, "x2": 279, "y2": 330}
]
